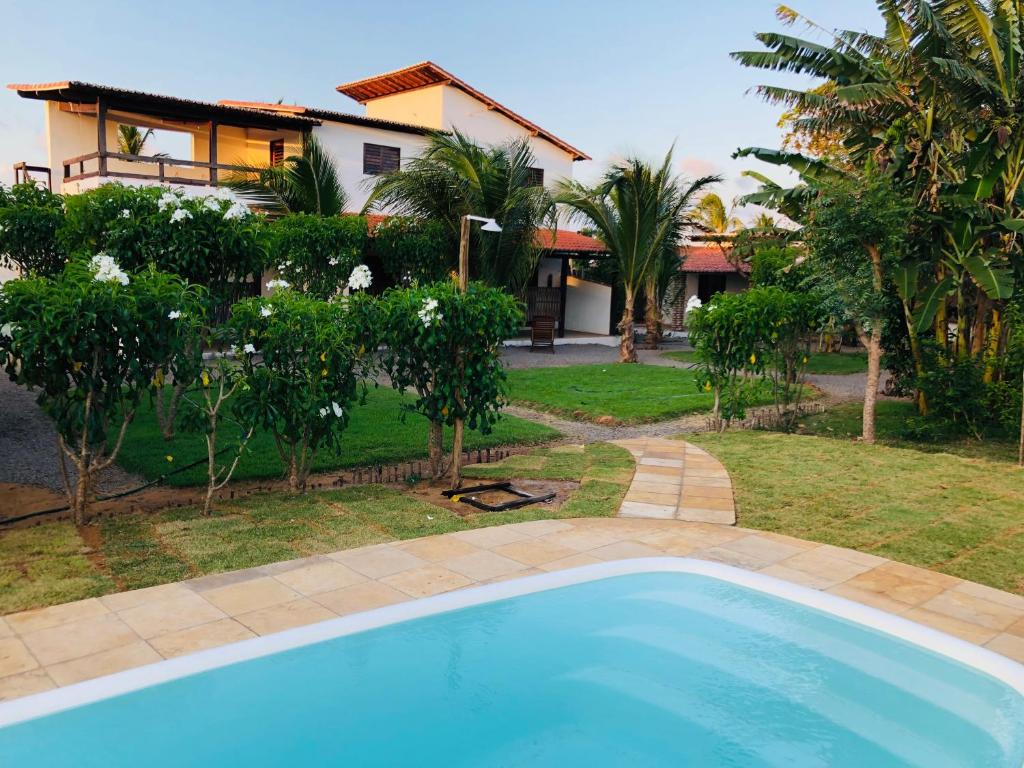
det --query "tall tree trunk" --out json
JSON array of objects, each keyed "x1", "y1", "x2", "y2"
[
  {"x1": 644, "y1": 278, "x2": 661, "y2": 349},
  {"x1": 619, "y1": 287, "x2": 637, "y2": 363},
  {"x1": 859, "y1": 327, "x2": 882, "y2": 444},
  {"x1": 900, "y1": 299, "x2": 928, "y2": 415},
  {"x1": 428, "y1": 421, "x2": 445, "y2": 479}
]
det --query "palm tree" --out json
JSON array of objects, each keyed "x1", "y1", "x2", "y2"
[
  {"x1": 117, "y1": 124, "x2": 156, "y2": 156},
  {"x1": 225, "y1": 134, "x2": 347, "y2": 216},
  {"x1": 692, "y1": 193, "x2": 742, "y2": 237},
  {"x1": 556, "y1": 151, "x2": 719, "y2": 362},
  {"x1": 364, "y1": 129, "x2": 553, "y2": 294}
]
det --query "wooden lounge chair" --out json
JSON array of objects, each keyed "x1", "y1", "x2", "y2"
[{"x1": 531, "y1": 315, "x2": 556, "y2": 353}]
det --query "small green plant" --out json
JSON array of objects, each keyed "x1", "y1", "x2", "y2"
[
  {"x1": 227, "y1": 285, "x2": 372, "y2": 491},
  {"x1": 374, "y1": 279, "x2": 522, "y2": 482},
  {"x1": 267, "y1": 213, "x2": 368, "y2": 298},
  {"x1": 372, "y1": 216, "x2": 455, "y2": 284},
  {"x1": 0, "y1": 183, "x2": 67, "y2": 276},
  {"x1": 0, "y1": 257, "x2": 205, "y2": 522}
]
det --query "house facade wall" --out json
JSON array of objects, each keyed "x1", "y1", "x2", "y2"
[
  {"x1": 564, "y1": 276, "x2": 611, "y2": 335},
  {"x1": 670, "y1": 271, "x2": 749, "y2": 330}
]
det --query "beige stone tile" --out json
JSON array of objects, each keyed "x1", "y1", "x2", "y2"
[
  {"x1": 0, "y1": 669, "x2": 55, "y2": 701},
  {"x1": 499, "y1": 519, "x2": 575, "y2": 538},
  {"x1": 841, "y1": 563, "x2": 954, "y2": 607},
  {"x1": 329, "y1": 545, "x2": 427, "y2": 579},
  {"x1": 718, "y1": 535, "x2": 806, "y2": 566},
  {"x1": 0, "y1": 637, "x2": 39, "y2": 677},
  {"x1": 538, "y1": 527, "x2": 628, "y2": 552},
  {"x1": 99, "y1": 583, "x2": 195, "y2": 613},
  {"x1": 273, "y1": 561, "x2": 366, "y2": 597},
  {"x1": 985, "y1": 633, "x2": 1024, "y2": 664},
  {"x1": 380, "y1": 565, "x2": 473, "y2": 598},
  {"x1": 537, "y1": 553, "x2": 603, "y2": 572},
  {"x1": 683, "y1": 468, "x2": 731, "y2": 479},
  {"x1": 950, "y1": 581, "x2": 1024, "y2": 613},
  {"x1": 314, "y1": 581, "x2": 409, "y2": 616},
  {"x1": 692, "y1": 546, "x2": 767, "y2": 571},
  {"x1": 680, "y1": 495, "x2": 734, "y2": 511},
  {"x1": 827, "y1": 583, "x2": 915, "y2": 616},
  {"x1": 202, "y1": 577, "x2": 300, "y2": 616},
  {"x1": 677, "y1": 508, "x2": 736, "y2": 525},
  {"x1": 625, "y1": 491, "x2": 681, "y2": 507},
  {"x1": 6, "y1": 598, "x2": 109, "y2": 635},
  {"x1": 633, "y1": 531, "x2": 701, "y2": 557},
  {"x1": 150, "y1": 619, "x2": 255, "y2": 659},
  {"x1": 1006, "y1": 616, "x2": 1024, "y2": 638},
  {"x1": 589, "y1": 541, "x2": 663, "y2": 561},
  {"x1": 920, "y1": 589, "x2": 1020, "y2": 632},
  {"x1": 0, "y1": 617, "x2": 13, "y2": 639},
  {"x1": 680, "y1": 484, "x2": 732, "y2": 499},
  {"x1": 22, "y1": 613, "x2": 140, "y2": 666},
  {"x1": 759, "y1": 564, "x2": 842, "y2": 590},
  {"x1": 632, "y1": 464, "x2": 683, "y2": 477},
  {"x1": 236, "y1": 599, "x2": 337, "y2": 635},
  {"x1": 493, "y1": 539, "x2": 579, "y2": 566},
  {"x1": 902, "y1": 607, "x2": 999, "y2": 645},
  {"x1": 632, "y1": 473, "x2": 683, "y2": 487},
  {"x1": 619, "y1": 501, "x2": 677, "y2": 520},
  {"x1": 628, "y1": 480, "x2": 682, "y2": 494},
  {"x1": 443, "y1": 550, "x2": 529, "y2": 581},
  {"x1": 450, "y1": 525, "x2": 533, "y2": 549},
  {"x1": 480, "y1": 568, "x2": 546, "y2": 584},
  {"x1": 814, "y1": 544, "x2": 888, "y2": 569},
  {"x1": 397, "y1": 536, "x2": 480, "y2": 562},
  {"x1": 637, "y1": 524, "x2": 744, "y2": 550},
  {"x1": 638, "y1": 458, "x2": 683, "y2": 468},
  {"x1": 47, "y1": 641, "x2": 162, "y2": 687},
  {"x1": 117, "y1": 593, "x2": 226, "y2": 639},
  {"x1": 776, "y1": 548, "x2": 877, "y2": 585}
]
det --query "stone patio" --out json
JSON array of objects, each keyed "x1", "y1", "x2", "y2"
[{"x1": 1, "y1": 437, "x2": 1023, "y2": 702}]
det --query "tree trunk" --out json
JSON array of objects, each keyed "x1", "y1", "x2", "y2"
[
  {"x1": 862, "y1": 329, "x2": 882, "y2": 444},
  {"x1": 619, "y1": 288, "x2": 637, "y2": 363},
  {"x1": 154, "y1": 382, "x2": 184, "y2": 441},
  {"x1": 900, "y1": 299, "x2": 928, "y2": 416},
  {"x1": 644, "y1": 279, "x2": 661, "y2": 349},
  {"x1": 428, "y1": 421, "x2": 445, "y2": 479}
]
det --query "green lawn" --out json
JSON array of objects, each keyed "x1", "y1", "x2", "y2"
[
  {"x1": 507, "y1": 363, "x2": 773, "y2": 424},
  {"x1": 0, "y1": 443, "x2": 633, "y2": 614},
  {"x1": 114, "y1": 387, "x2": 559, "y2": 486},
  {"x1": 663, "y1": 350, "x2": 868, "y2": 375},
  {"x1": 688, "y1": 430, "x2": 1024, "y2": 595},
  {"x1": 796, "y1": 401, "x2": 1019, "y2": 463}
]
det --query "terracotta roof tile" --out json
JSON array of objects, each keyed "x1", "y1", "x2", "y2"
[{"x1": 679, "y1": 246, "x2": 746, "y2": 273}]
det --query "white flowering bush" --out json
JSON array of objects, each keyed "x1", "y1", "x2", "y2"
[
  {"x1": 0, "y1": 182, "x2": 67, "y2": 276},
  {"x1": 0, "y1": 262, "x2": 205, "y2": 522},
  {"x1": 684, "y1": 294, "x2": 702, "y2": 319},
  {"x1": 374, "y1": 280, "x2": 522, "y2": 479},
  {"x1": 266, "y1": 213, "x2": 368, "y2": 299},
  {"x1": 347, "y1": 264, "x2": 372, "y2": 292},
  {"x1": 227, "y1": 288, "x2": 373, "y2": 491}
]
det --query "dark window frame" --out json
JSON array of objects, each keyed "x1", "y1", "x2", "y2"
[
  {"x1": 697, "y1": 273, "x2": 728, "y2": 304},
  {"x1": 525, "y1": 167, "x2": 545, "y2": 188},
  {"x1": 269, "y1": 139, "x2": 285, "y2": 167},
  {"x1": 363, "y1": 143, "x2": 401, "y2": 175}
]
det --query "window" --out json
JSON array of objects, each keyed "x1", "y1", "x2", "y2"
[
  {"x1": 697, "y1": 273, "x2": 728, "y2": 304},
  {"x1": 269, "y1": 139, "x2": 285, "y2": 167},
  {"x1": 363, "y1": 143, "x2": 400, "y2": 175},
  {"x1": 525, "y1": 167, "x2": 545, "y2": 187}
]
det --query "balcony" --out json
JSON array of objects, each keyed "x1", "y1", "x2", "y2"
[{"x1": 61, "y1": 150, "x2": 250, "y2": 188}]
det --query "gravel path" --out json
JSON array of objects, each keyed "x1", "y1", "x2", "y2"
[{"x1": 0, "y1": 378, "x2": 143, "y2": 494}]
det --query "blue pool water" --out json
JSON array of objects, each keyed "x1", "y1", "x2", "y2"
[{"x1": 1, "y1": 571, "x2": 1022, "y2": 767}]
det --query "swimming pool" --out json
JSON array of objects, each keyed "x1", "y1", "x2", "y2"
[{"x1": 1, "y1": 558, "x2": 1022, "y2": 766}]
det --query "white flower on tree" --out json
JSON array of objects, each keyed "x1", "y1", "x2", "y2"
[
  {"x1": 222, "y1": 201, "x2": 249, "y2": 220},
  {"x1": 684, "y1": 295, "x2": 703, "y2": 318},
  {"x1": 347, "y1": 264, "x2": 372, "y2": 291},
  {"x1": 120, "y1": 209, "x2": 131, "y2": 219},
  {"x1": 89, "y1": 253, "x2": 130, "y2": 286},
  {"x1": 417, "y1": 297, "x2": 442, "y2": 327},
  {"x1": 243, "y1": 343, "x2": 257, "y2": 354},
  {"x1": 318, "y1": 407, "x2": 329, "y2": 418},
  {"x1": 328, "y1": 257, "x2": 339, "y2": 267},
  {"x1": 202, "y1": 197, "x2": 222, "y2": 212},
  {"x1": 331, "y1": 401, "x2": 343, "y2": 418},
  {"x1": 157, "y1": 192, "x2": 179, "y2": 211},
  {"x1": 0, "y1": 323, "x2": 13, "y2": 338},
  {"x1": 265, "y1": 279, "x2": 290, "y2": 291},
  {"x1": 167, "y1": 310, "x2": 181, "y2": 320},
  {"x1": 260, "y1": 306, "x2": 273, "y2": 318},
  {"x1": 170, "y1": 208, "x2": 192, "y2": 223}
]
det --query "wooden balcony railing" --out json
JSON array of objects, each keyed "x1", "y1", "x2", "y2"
[{"x1": 62, "y1": 151, "x2": 250, "y2": 187}]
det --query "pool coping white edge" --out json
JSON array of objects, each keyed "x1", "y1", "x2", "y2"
[{"x1": 2, "y1": 555, "x2": 1023, "y2": 727}]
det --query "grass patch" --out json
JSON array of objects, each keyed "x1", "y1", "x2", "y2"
[
  {"x1": 796, "y1": 401, "x2": 1018, "y2": 463},
  {"x1": 114, "y1": 387, "x2": 559, "y2": 486},
  {"x1": 507, "y1": 363, "x2": 773, "y2": 424},
  {"x1": 0, "y1": 443, "x2": 634, "y2": 614},
  {"x1": 688, "y1": 430, "x2": 1024, "y2": 595},
  {"x1": 663, "y1": 350, "x2": 868, "y2": 375}
]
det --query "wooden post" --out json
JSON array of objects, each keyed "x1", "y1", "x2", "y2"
[
  {"x1": 96, "y1": 99, "x2": 107, "y2": 177},
  {"x1": 458, "y1": 215, "x2": 470, "y2": 290},
  {"x1": 557, "y1": 256, "x2": 569, "y2": 338},
  {"x1": 209, "y1": 121, "x2": 218, "y2": 185},
  {"x1": 450, "y1": 215, "x2": 471, "y2": 489}
]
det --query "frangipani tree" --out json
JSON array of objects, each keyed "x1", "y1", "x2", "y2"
[{"x1": 0, "y1": 258, "x2": 205, "y2": 522}]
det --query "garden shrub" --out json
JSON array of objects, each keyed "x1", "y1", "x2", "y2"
[
  {"x1": 227, "y1": 283, "x2": 373, "y2": 491},
  {"x1": 0, "y1": 183, "x2": 67, "y2": 276},
  {"x1": 372, "y1": 216, "x2": 455, "y2": 284},
  {"x1": 267, "y1": 213, "x2": 368, "y2": 299},
  {"x1": 0, "y1": 257, "x2": 205, "y2": 522},
  {"x1": 374, "y1": 279, "x2": 522, "y2": 480}
]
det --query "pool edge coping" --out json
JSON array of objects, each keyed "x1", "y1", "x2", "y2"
[{"x1": 2, "y1": 555, "x2": 1023, "y2": 727}]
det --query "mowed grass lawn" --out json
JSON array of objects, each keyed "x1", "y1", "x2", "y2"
[
  {"x1": 0, "y1": 444, "x2": 632, "y2": 614},
  {"x1": 688, "y1": 430, "x2": 1024, "y2": 595},
  {"x1": 114, "y1": 387, "x2": 559, "y2": 486},
  {"x1": 663, "y1": 350, "x2": 869, "y2": 375},
  {"x1": 507, "y1": 363, "x2": 773, "y2": 424}
]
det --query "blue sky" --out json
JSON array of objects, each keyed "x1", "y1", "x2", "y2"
[{"x1": 0, "y1": 0, "x2": 880, "y2": 214}]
